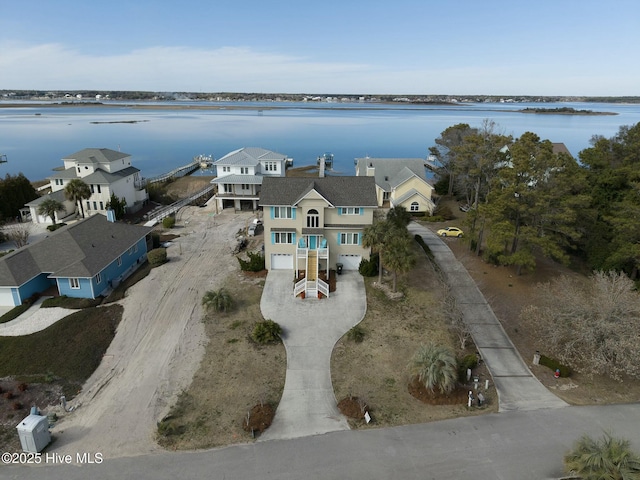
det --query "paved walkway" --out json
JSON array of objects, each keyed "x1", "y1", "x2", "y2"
[
  {"x1": 259, "y1": 270, "x2": 367, "y2": 440},
  {"x1": 0, "y1": 297, "x2": 75, "y2": 336},
  {"x1": 408, "y1": 222, "x2": 568, "y2": 412}
]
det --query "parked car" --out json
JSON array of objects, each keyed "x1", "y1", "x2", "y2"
[
  {"x1": 437, "y1": 226, "x2": 464, "y2": 238},
  {"x1": 248, "y1": 223, "x2": 263, "y2": 236}
]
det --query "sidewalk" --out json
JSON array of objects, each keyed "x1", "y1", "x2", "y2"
[
  {"x1": 0, "y1": 297, "x2": 75, "y2": 336},
  {"x1": 259, "y1": 270, "x2": 367, "y2": 440},
  {"x1": 408, "y1": 222, "x2": 568, "y2": 412}
]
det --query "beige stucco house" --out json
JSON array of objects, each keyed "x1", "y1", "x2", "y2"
[
  {"x1": 355, "y1": 157, "x2": 435, "y2": 214},
  {"x1": 259, "y1": 176, "x2": 377, "y2": 298}
]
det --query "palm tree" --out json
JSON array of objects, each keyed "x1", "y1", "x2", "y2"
[
  {"x1": 411, "y1": 342, "x2": 458, "y2": 394},
  {"x1": 64, "y1": 178, "x2": 92, "y2": 218},
  {"x1": 202, "y1": 288, "x2": 233, "y2": 313},
  {"x1": 386, "y1": 205, "x2": 412, "y2": 228},
  {"x1": 362, "y1": 220, "x2": 389, "y2": 285},
  {"x1": 564, "y1": 433, "x2": 640, "y2": 480},
  {"x1": 382, "y1": 230, "x2": 416, "y2": 292},
  {"x1": 37, "y1": 198, "x2": 66, "y2": 225}
]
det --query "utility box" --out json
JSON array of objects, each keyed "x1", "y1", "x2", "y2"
[{"x1": 16, "y1": 414, "x2": 51, "y2": 453}]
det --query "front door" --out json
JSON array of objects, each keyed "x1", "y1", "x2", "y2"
[{"x1": 309, "y1": 235, "x2": 317, "y2": 249}]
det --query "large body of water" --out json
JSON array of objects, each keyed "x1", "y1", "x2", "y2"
[{"x1": 1, "y1": 101, "x2": 639, "y2": 181}]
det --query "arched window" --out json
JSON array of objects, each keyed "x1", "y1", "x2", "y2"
[
  {"x1": 410, "y1": 202, "x2": 419, "y2": 212},
  {"x1": 307, "y1": 209, "x2": 319, "y2": 228}
]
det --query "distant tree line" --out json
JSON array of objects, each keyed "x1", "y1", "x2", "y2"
[{"x1": 430, "y1": 121, "x2": 640, "y2": 280}]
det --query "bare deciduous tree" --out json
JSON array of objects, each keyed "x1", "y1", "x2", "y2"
[
  {"x1": 4, "y1": 223, "x2": 32, "y2": 248},
  {"x1": 522, "y1": 271, "x2": 640, "y2": 380},
  {"x1": 439, "y1": 282, "x2": 470, "y2": 350}
]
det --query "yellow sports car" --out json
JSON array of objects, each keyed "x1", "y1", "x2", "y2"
[{"x1": 437, "y1": 227, "x2": 464, "y2": 238}]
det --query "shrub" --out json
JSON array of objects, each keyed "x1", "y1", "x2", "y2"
[
  {"x1": 46, "y1": 223, "x2": 66, "y2": 232},
  {"x1": 539, "y1": 354, "x2": 571, "y2": 377},
  {"x1": 433, "y1": 204, "x2": 454, "y2": 220},
  {"x1": 151, "y1": 232, "x2": 161, "y2": 249},
  {"x1": 347, "y1": 325, "x2": 365, "y2": 343},
  {"x1": 238, "y1": 252, "x2": 265, "y2": 272},
  {"x1": 202, "y1": 288, "x2": 233, "y2": 313},
  {"x1": 358, "y1": 253, "x2": 378, "y2": 277},
  {"x1": 458, "y1": 353, "x2": 479, "y2": 381},
  {"x1": 252, "y1": 320, "x2": 282, "y2": 344},
  {"x1": 162, "y1": 216, "x2": 175, "y2": 229},
  {"x1": 147, "y1": 247, "x2": 168, "y2": 267}
]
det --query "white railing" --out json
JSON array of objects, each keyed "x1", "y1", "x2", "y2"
[
  {"x1": 296, "y1": 247, "x2": 308, "y2": 257},
  {"x1": 294, "y1": 278, "x2": 306, "y2": 297},
  {"x1": 317, "y1": 278, "x2": 329, "y2": 298},
  {"x1": 317, "y1": 247, "x2": 328, "y2": 259}
]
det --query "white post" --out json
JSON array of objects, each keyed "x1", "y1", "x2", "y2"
[{"x1": 485, "y1": 379, "x2": 489, "y2": 390}]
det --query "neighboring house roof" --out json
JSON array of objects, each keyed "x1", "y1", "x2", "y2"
[
  {"x1": 551, "y1": 143, "x2": 572, "y2": 157},
  {"x1": 63, "y1": 148, "x2": 130, "y2": 164},
  {"x1": 354, "y1": 158, "x2": 430, "y2": 192},
  {"x1": 392, "y1": 188, "x2": 435, "y2": 206},
  {"x1": 0, "y1": 215, "x2": 151, "y2": 286},
  {"x1": 25, "y1": 189, "x2": 67, "y2": 207},
  {"x1": 82, "y1": 166, "x2": 140, "y2": 184},
  {"x1": 48, "y1": 169, "x2": 79, "y2": 180},
  {"x1": 210, "y1": 174, "x2": 264, "y2": 185},
  {"x1": 214, "y1": 147, "x2": 287, "y2": 167},
  {"x1": 259, "y1": 176, "x2": 377, "y2": 207}
]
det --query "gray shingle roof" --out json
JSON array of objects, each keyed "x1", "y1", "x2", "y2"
[
  {"x1": 214, "y1": 147, "x2": 288, "y2": 167},
  {"x1": 259, "y1": 176, "x2": 377, "y2": 207},
  {"x1": 63, "y1": 148, "x2": 131, "y2": 164},
  {"x1": 0, "y1": 215, "x2": 151, "y2": 286},
  {"x1": 25, "y1": 189, "x2": 67, "y2": 207},
  {"x1": 82, "y1": 166, "x2": 140, "y2": 184},
  {"x1": 210, "y1": 174, "x2": 264, "y2": 185},
  {"x1": 354, "y1": 158, "x2": 429, "y2": 191}
]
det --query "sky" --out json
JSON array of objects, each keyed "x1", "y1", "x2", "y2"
[{"x1": 0, "y1": 0, "x2": 638, "y2": 96}]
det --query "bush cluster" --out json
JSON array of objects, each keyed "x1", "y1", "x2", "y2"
[
  {"x1": 347, "y1": 325, "x2": 366, "y2": 343},
  {"x1": 162, "y1": 216, "x2": 176, "y2": 229},
  {"x1": 238, "y1": 252, "x2": 265, "y2": 272},
  {"x1": 251, "y1": 320, "x2": 282, "y2": 344},
  {"x1": 47, "y1": 223, "x2": 67, "y2": 232},
  {"x1": 539, "y1": 354, "x2": 571, "y2": 377},
  {"x1": 147, "y1": 247, "x2": 168, "y2": 267},
  {"x1": 457, "y1": 353, "x2": 479, "y2": 381},
  {"x1": 358, "y1": 253, "x2": 378, "y2": 277}
]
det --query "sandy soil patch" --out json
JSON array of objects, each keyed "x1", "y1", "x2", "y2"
[{"x1": 49, "y1": 206, "x2": 254, "y2": 458}]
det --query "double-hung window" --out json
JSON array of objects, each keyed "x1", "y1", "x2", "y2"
[
  {"x1": 340, "y1": 207, "x2": 361, "y2": 215},
  {"x1": 274, "y1": 232, "x2": 294, "y2": 244},
  {"x1": 273, "y1": 207, "x2": 293, "y2": 219},
  {"x1": 69, "y1": 278, "x2": 80, "y2": 289},
  {"x1": 340, "y1": 232, "x2": 360, "y2": 245}
]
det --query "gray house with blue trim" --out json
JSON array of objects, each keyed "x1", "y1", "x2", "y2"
[
  {"x1": 0, "y1": 215, "x2": 151, "y2": 307},
  {"x1": 259, "y1": 176, "x2": 377, "y2": 298}
]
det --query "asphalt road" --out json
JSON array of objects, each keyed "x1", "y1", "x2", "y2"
[{"x1": 5, "y1": 403, "x2": 640, "y2": 479}]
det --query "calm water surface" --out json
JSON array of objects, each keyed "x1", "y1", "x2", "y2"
[{"x1": 1, "y1": 101, "x2": 639, "y2": 180}]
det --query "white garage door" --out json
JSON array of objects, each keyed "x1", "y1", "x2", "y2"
[
  {"x1": 0, "y1": 288, "x2": 17, "y2": 307},
  {"x1": 338, "y1": 254, "x2": 362, "y2": 270},
  {"x1": 270, "y1": 254, "x2": 294, "y2": 270}
]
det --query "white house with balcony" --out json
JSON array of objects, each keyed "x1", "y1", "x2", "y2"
[
  {"x1": 25, "y1": 148, "x2": 148, "y2": 223},
  {"x1": 210, "y1": 147, "x2": 291, "y2": 211}
]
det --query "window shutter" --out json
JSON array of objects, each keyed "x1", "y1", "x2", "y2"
[
  {"x1": 359, "y1": 208, "x2": 363, "y2": 215},
  {"x1": 292, "y1": 207, "x2": 296, "y2": 220},
  {"x1": 337, "y1": 232, "x2": 342, "y2": 245},
  {"x1": 338, "y1": 208, "x2": 342, "y2": 216},
  {"x1": 271, "y1": 232, "x2": 276, "y2": 244},
  {"x1": 270, "y1": 207, "x2": 274, "y2": 219},
  {"x1": 292, "y1": 233, "x2": 296, "y2": 244},
  {"x1": 358, "y1": 233, "x2": 362, "y2": 245}
]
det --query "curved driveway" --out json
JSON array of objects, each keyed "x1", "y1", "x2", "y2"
[
  {"x1": 408, "y1": 222, "x2": 568, "y2": 412},
  {"x1": 259, "y1": 270, "x2": 367, "y2": 440}
]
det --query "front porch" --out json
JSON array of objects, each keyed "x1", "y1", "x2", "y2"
[{"x1": 294, "y1": 234, "x2": 330, "y2": 299}]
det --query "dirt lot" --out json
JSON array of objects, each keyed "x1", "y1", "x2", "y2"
[{"x1": 48, "y1": 200, "x2": 256, "y2": 457}]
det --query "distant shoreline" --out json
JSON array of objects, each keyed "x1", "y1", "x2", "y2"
[{"x1": 0, "y1": 101, "x2": 618, "y2": 115}]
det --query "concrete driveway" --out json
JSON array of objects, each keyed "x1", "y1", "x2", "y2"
[
  {"x1": 408, "y1": 222, "x2": 568, "y2": 412},
  {"x1": 259, "y1": 270, "x2": 367, "y2": 440}
]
